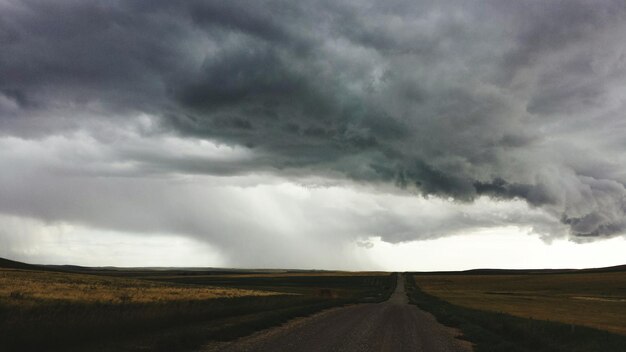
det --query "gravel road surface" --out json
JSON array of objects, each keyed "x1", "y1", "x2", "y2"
[{"x1": 202, "y1": 275, "x2": 472, "y2": 352}]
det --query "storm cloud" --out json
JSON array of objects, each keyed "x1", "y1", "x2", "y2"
[{"x1": 2, "y1": 0, "x2": 626, "y2": 249}]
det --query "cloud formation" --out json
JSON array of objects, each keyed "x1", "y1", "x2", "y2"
[
  {"x1": 0, "y1": 132, "x2": 564, "y2": 267},
  {"x1": 2, "y1": 0, "x2": 626, "y2": 245}
]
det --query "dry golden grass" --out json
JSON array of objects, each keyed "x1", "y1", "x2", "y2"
[
  {"x1": 414, "y1": 272, "x2": 626, "y2": 335},
  {"x1": 0, "y1": 268, "x2": 282, "y2": 306}
]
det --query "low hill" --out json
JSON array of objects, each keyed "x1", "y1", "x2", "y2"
[
  {"x1": 0, "y1": 257, "x2": 41, "y2": 270},
  {"x1": 411, "y1": 264, "x2": 626, "y2": 275}
]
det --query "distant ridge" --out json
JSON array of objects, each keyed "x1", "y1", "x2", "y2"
[
  {"x1": 412, "y1": 264, "x2": 626, "y2": 275},
  {"x1": 570, "y1": 264, "x2": 626, "y2": 273},
  {"x1": 0, "y1": 257, "x2": 42, "y2": 270},
  {"x1": 2, "y1": 256, "x2": 625, "y2": 274},
  {"x1": 0, "y1": 257, "x2": 332, "y2": 276}
]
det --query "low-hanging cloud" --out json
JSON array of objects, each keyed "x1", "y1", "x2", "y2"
[
  {"x1": 2, "y1": 0, "x2": 626, "y2": 240},
  {"x1": 0, "y1": 133, "x2": 566, "y2": 268}
]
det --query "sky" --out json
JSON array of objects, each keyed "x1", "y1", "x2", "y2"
[{"x1": 1, "y1": 0, "x2": 626, "y2": 270}]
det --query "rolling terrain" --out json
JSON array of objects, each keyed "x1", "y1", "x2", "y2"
[
  {"x1": 408, "y1": 268, "x2": 626, "y2": 352},
  {"x1": 413, "y1": 271, "x2": 626, "y2": 335},
  {"x1": 2, "y1": 257, "x2": 626, "y2": 351},
  {"x1": 0, "y1": 258, "x2": 394, "y2": 351}
]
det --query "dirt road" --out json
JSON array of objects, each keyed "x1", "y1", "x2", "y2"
[{"x1": 202, "y1": 275, "x2": 472, "y2": 352}]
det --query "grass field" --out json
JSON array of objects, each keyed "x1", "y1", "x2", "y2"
[
  {"x1": 413, "y1": 272, "x2": 626, "y2": 335},
  {"x1": 407, "y1": 271, "x2": 626, "y2": 352},
  {"x1": 0, "y1": 269, "x2": 281, "y2": 305},
  {"x1": 0, "y1": 259, "x2": 395, "y2": 352}
]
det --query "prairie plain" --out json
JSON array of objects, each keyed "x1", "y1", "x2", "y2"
[
  {"x1": 0, "y1": 258, "x2": 394, "y2": 352},
  {"x1": 413, "y1": 271, "x2": 626, "y2": 335},
  {"x1": 0, "y1": 269, "x2": 281, "y2": 304}
]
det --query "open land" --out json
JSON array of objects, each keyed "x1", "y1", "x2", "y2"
[
  {"x1": 408, "y1": 270, "x2": 626, "y2": 352},
  {"x1": 413, "y1": 271, "x2": 626, "y2": 335},
  {"x1": 0, "y1": 258, "x2": 395, "y2": 352},
  {"x1": 2, "y1": 256, "x2": 626, "y2": 352}
]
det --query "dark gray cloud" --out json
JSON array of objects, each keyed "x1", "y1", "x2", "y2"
[{"x1": 2, "y1": 0, "x2": 626, "y2": 240}]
